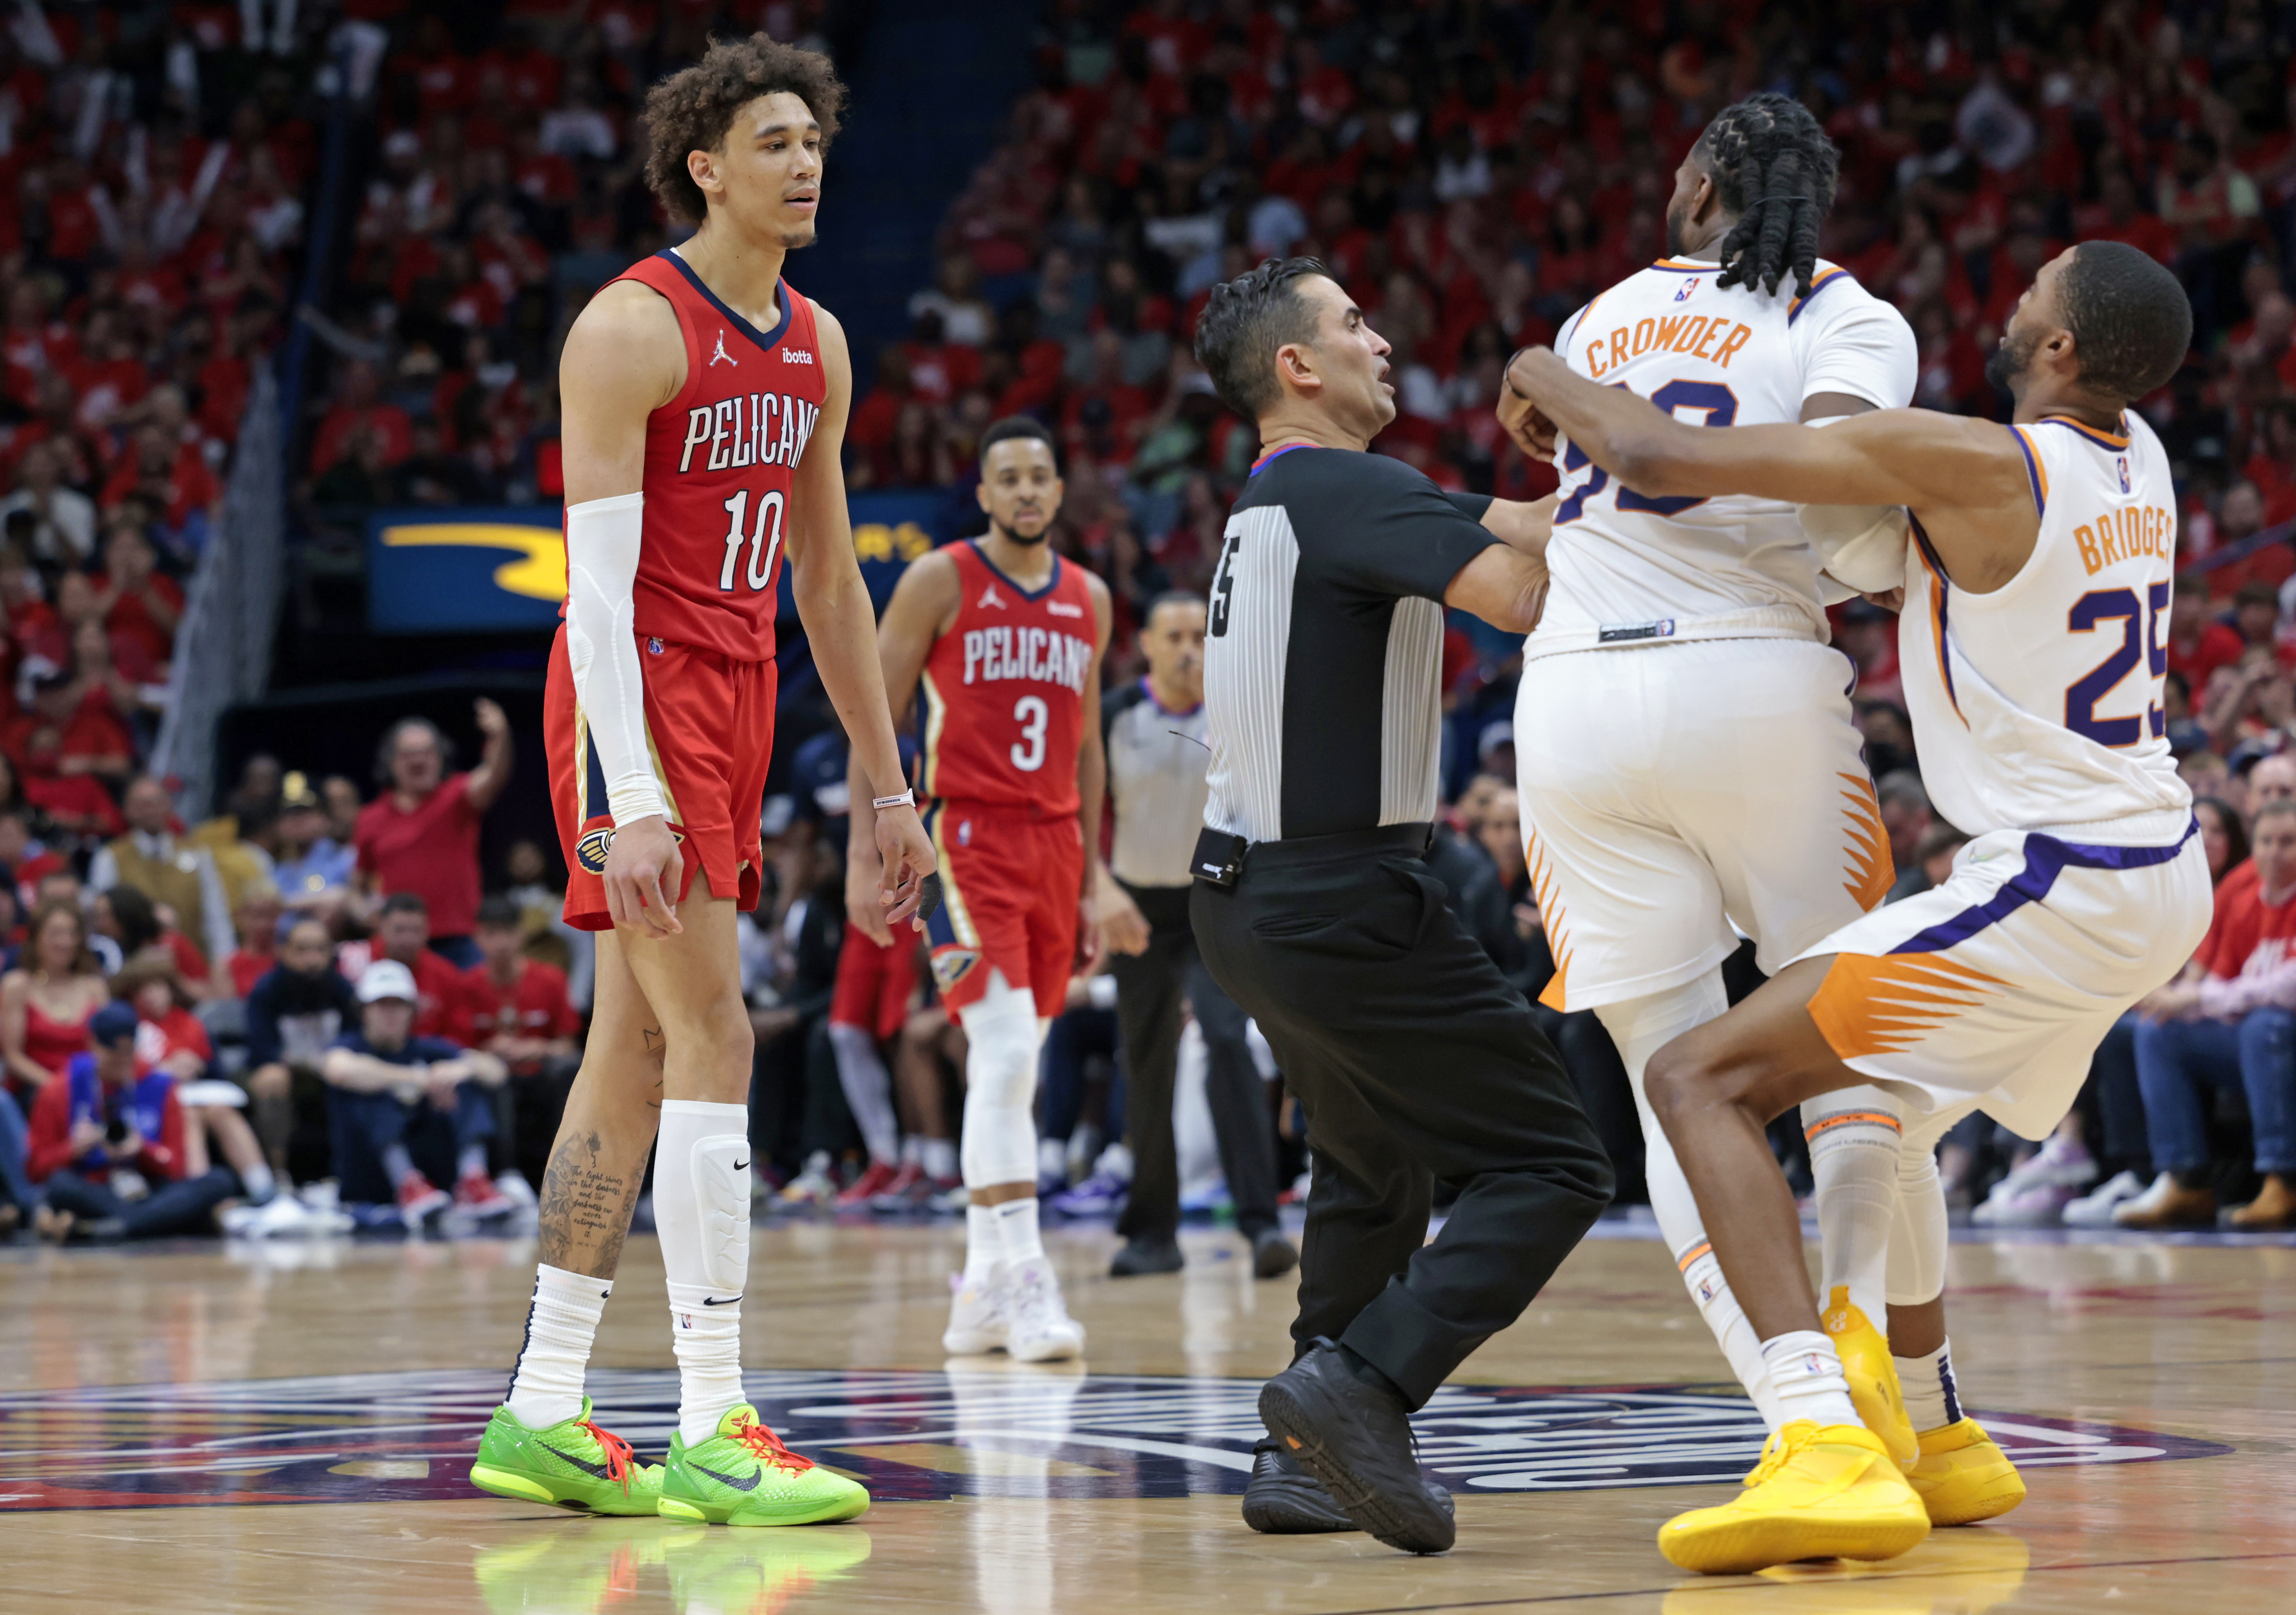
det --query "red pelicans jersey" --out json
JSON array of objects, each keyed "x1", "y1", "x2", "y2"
[
  {"x1": 582, "y1": 250, "x2": 827, "y2": 661},
  {"x1": 918, "y1": 541, "x2": 1097, "y2": 816}
]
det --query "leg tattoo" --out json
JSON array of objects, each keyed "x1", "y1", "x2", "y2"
[{"x1": 536, "y1": 1128, "x2": 644, "y2": 1276}]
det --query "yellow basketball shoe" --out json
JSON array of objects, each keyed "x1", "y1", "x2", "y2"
[
  {"x1": 1821, "y1": 1287, "x2": 1917, "y2": 1470},
  {"x1": 1908, "y1": 1417, "x2": 2026, "y2": 1525},
  {"x1": 1657, "y1": 1420, "x2": 1931, "y2": 1575}
]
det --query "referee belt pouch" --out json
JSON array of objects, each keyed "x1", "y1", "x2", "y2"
[{"x1": 1191, "y1": 826, "x2": 1246, "y2": 889}]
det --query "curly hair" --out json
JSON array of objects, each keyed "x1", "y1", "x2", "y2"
[
  {"x1": 1693, "y1": 92, "x2": 1840, "y2": 300},
  {"x1": 643, "y1": 34, "x2": 847, "y2": 226}
]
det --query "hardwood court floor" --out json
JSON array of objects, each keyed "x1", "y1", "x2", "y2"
[{"x1": 2, "y1": 1218, "x2": 2290, "y2": 1614}]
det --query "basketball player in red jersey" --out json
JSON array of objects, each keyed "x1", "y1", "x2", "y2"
[
  {"x1": 849, "y1": 416, "x2": 1112, "y2": 1361},
  {"x1": 474, "y1": 37, "x2": 935, "y2": 1528}
]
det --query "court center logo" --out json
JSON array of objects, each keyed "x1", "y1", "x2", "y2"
[{"x1": 0, "y1": 1368, "x2": 2227, "y2": 1511}]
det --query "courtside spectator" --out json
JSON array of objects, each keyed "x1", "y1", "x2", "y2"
[
  {"x1": 26, "y1": 1003, "x2": 236, "y2": 1243},
  {"x1": 92, "y1": 884, "x2": 210, "y2": 994},
  {"x1": 215, "y1": 881, "x2": 287, "y2": 1000},
  {"x1": 271, "y1": 772, "x2": 355, "y2": 922},
  {"x1": 91, "y1": 776, "x2": 240, "y2": 968},
  {"x1": 320, "y1": 959, "x2": 509, "y2": 1220},
  {"x1": 244, "y1": 918, "x2": 362, "y2": 1182},
  {"x1": 117, "y1": 961, "x2": 214, "y2": 1083},
  {"x1": 2122, "y1": 800, "x2": 2296, "y2": 1231},
  {"x1": 354, "y1": 893, "x2": 470, "y2": 1041},
  {"x1": 0, "y1": 900, "x2": 108, "y2": 1102},
  {"x1": 352, "y1": 702, "x2": 512, "y2": 966},
  {"x1": 462, "y1": 896, "x2": 579, "y2": 1186}
]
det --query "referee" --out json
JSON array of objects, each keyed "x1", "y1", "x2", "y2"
[
  {"x1": 1190, "y1": 259, "x2": 1613, "y2": 1556},
  {"x1": 1097, "y1": 590, "x2": 1297, "y2": 1283}
]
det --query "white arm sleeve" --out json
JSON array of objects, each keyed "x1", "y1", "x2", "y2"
[{"x1": 564, "y1": 491, "x2": 667, "y2": 826}]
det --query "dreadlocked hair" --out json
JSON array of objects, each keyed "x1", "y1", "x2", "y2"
[{"x1": 1696, "y1": 92, "x2": 1840, "y2": 300}]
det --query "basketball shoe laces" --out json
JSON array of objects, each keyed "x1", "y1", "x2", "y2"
[
  {"x1": 1739, "y1": 1422, "x2": 1815, "y2": 1488},
  {"x1": 733, "y1": 1415, "x2": 817, "y2": 1475},
  {"x1": 577, "y1": 1417, "x2": 635, "y2": 1492}
]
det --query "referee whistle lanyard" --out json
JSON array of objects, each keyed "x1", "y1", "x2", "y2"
[{"x1": 1249, "y1": 444, "x2": 1311, "y2": 476}]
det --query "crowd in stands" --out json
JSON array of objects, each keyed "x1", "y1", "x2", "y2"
[{"x1": 0, "y1": 2, "x2": 303, "y2": 856}]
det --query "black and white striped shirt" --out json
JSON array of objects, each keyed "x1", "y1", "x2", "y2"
[{"x1": 1202, "y1": 447, "x2": 1497, "y2": 843}]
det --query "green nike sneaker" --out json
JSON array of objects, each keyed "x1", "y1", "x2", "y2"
[
  {"x1": 468, "y1": 1397, "x2": 664, "y2": 1516},
  {"x1": 657, "y1": 1403, "x2": 870, "y2": 1526}
]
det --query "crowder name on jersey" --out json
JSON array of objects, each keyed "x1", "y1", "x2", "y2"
[
  {"x1": 677, "y1": 392, "x2": 822, "y2": 473},
  {"x1": 959, "y1": 625, "x2": 1095, "y2": 692}
]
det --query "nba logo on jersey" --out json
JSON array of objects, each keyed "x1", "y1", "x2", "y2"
[
  {"x1": 958, "y1": 818, "x2": 973, "y2": 847},
  {"x1": 1674, "y1": 277, "x2": 1700, "y2": 301},
  {"x1": 647, "y1": 637, "x2": 664, "y2": 654},
  {"x1": 2117, "y1": 455, "x2": 2132, "y2": 493}
]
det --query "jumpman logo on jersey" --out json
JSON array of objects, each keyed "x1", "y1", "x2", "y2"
[
  {"x1": 978, "y1": 582, "x2": 1006, "y2": 610},
  {"x1": 709, "y1": 331, "x2": 735, "y2": 368}
]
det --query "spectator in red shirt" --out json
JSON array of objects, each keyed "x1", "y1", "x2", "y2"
[
  {"x1": 115, "y1": 959, "x2": 213, "y2": 1081},
  {"x1": 355, "y1": 892, "x2": 472, "y2": 1041},
  {"x1": 101, "y1": 428, "x2": 222, "y2": 536},
  {"x1": 215, "y1": 881, "x2": 287, "y2": 1000},
  {"x1": 462, "y1": 896, "x2": 579, "y2": 1077},
  {"x1": 91, "y1": 524, "x2": 185, "y2": 671},
  {"x1": 26, "y1": 1002, "x2": 237, "y2": 1242},
  {"x1": 353, "y1": 700, "x2": 512, "y2": 965},
  {"x1": 2169, "y1": 572, "x2": 2247, "y2": 693},
  {"x1": 2124, "y1": 800, "x2": 2296, "y2": 1231},
  {"x1": 309, "y1": 359, "x2": 414, "y2": 475}
]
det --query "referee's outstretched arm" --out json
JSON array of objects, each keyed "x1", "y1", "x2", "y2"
[{"x1": 1445, "y1": 496, "x2": 1557, "y2": 633}]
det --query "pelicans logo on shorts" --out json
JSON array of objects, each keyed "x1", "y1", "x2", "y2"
[
  {"x1": 931, "y1": 947, "x2": 979, "y2": 991},
  {"x1": 577, "y1": 823, "x2": 681, "y2": 873}
]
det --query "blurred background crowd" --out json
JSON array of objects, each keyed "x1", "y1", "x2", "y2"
[{"x1": 3, "y1": 0, "x2": 2295, "y2": 1245}]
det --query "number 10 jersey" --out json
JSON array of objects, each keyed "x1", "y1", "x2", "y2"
[
  {"x1": 581, "y1": 249, "x2": 827, "y2": 664},
  {"x1": 917, "y1": 541, "x2": 1096, "y2": 818}
]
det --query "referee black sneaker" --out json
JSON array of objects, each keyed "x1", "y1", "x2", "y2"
[
  {"x1": 1258, "y1": 1341, "x2": 1455, "y2": 1554},
  {"x1": 1241, "y1": 1436, "x2": 1455, "y2": 1534},
  {"x1": 1249, "y1": 1227, "x2": 1299, "y2": 1279},
  {"x1": 1108, "y1": 1236, "x2": 1184, "y2": 1277}
]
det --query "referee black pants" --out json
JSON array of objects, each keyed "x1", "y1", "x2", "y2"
[
  {"x1": 1193, "y1": 824, "x2": 1613, "y2": 1411},
  {"x1": 1110, "y1": 881, "x2": 1281, "y2": 1244}
]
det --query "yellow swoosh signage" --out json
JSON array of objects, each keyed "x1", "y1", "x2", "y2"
[{"x1": 378, "y1": 523, "x2": 567, "y2": 602}]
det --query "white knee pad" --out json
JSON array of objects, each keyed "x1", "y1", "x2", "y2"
[
  {"x1": 656, "y1": 1099, "x2": 752, "y2": 1298},
  {"x1": 1888, "y1": 1137, "x2": 1950, "y2": 1308},
  {"x1": 958, "y1": 973, "x2": 1043, "y2": 1189}
]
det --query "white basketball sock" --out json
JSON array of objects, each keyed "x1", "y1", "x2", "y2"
[
  {"x1": 1598, "y1": 973, "x2": 1784, "y2": 1427},
  {"x1": 1760, "y1": 1332, "x2": 1862, "y2": 1429},
  {"x1": 655, "y1": 1098, "x2": 752, "y2": 1446},
  {"x1": 964, "y1": 1203, "x2": 1001, "y2": 1284},
  {"x1": 1894, "y1": 1339, "x2": 1962, "y2": 1434},
  {"x1": 505, "y1": 1264, "x2": 612, "y2": 1429},
  {"x1": 995, "y1": 1196, "x2": 1044, "y2": 1266},
  {"x1": 1803, "y1": 1087, "x2": 1904, "y2": 1326}
]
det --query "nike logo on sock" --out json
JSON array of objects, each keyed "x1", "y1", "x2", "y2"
[
  {"x1": 733, "y1": 1159, "x2": 751, "y2": 1171},
  {"x1": 700, "y1": 1294, "x2": 742, "y2": 1306},
  {"x1": 688, "y1": 1460, "x2": 761, "y2": 1492}
]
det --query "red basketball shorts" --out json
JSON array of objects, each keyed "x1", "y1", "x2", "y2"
[
  {"x1": 545, "y1": 624, "x2": 777, "y2": 932},
  {"x1": 922, "y1": 800, "x2": 1083, "y2": 1019},
  {"x1": 830, "y1": 921, "x2": 921, "y2": 1042}
]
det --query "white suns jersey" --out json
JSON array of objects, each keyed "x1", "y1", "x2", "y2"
[
  {"x1": 1529, "y1": 256, "x2": 1916, "y2": 659},
  {"x1": 1901, "y1": 411, "x2": 2191, "y2": 838}
]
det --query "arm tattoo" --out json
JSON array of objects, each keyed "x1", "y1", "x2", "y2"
[{"x1": 536, "y1": 1128, "x2": 643, "y2": 1275}]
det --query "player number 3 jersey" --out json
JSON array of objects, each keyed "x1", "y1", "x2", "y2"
[
  {"x1": 919, "y1": 542, "x2": 1095, "y2": 817},
  {"x1": 1901, "y1": 411, "x2": 2191, "y2": 839},
  {"x1": 582, "y1": 250, "x2": 828, "y2": 663}
]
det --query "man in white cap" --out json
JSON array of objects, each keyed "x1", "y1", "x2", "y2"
[{"x1": 320, "y1": 957, "x2": 508, "y2": 1222}]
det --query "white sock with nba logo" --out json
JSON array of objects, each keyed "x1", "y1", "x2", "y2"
[
  {"x1": 657, "y1": 1098, "x2": 753, "y2": 1446},
  {"x1": 505, "y1": 1264, "x2": 613, "y2": 1429}
]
